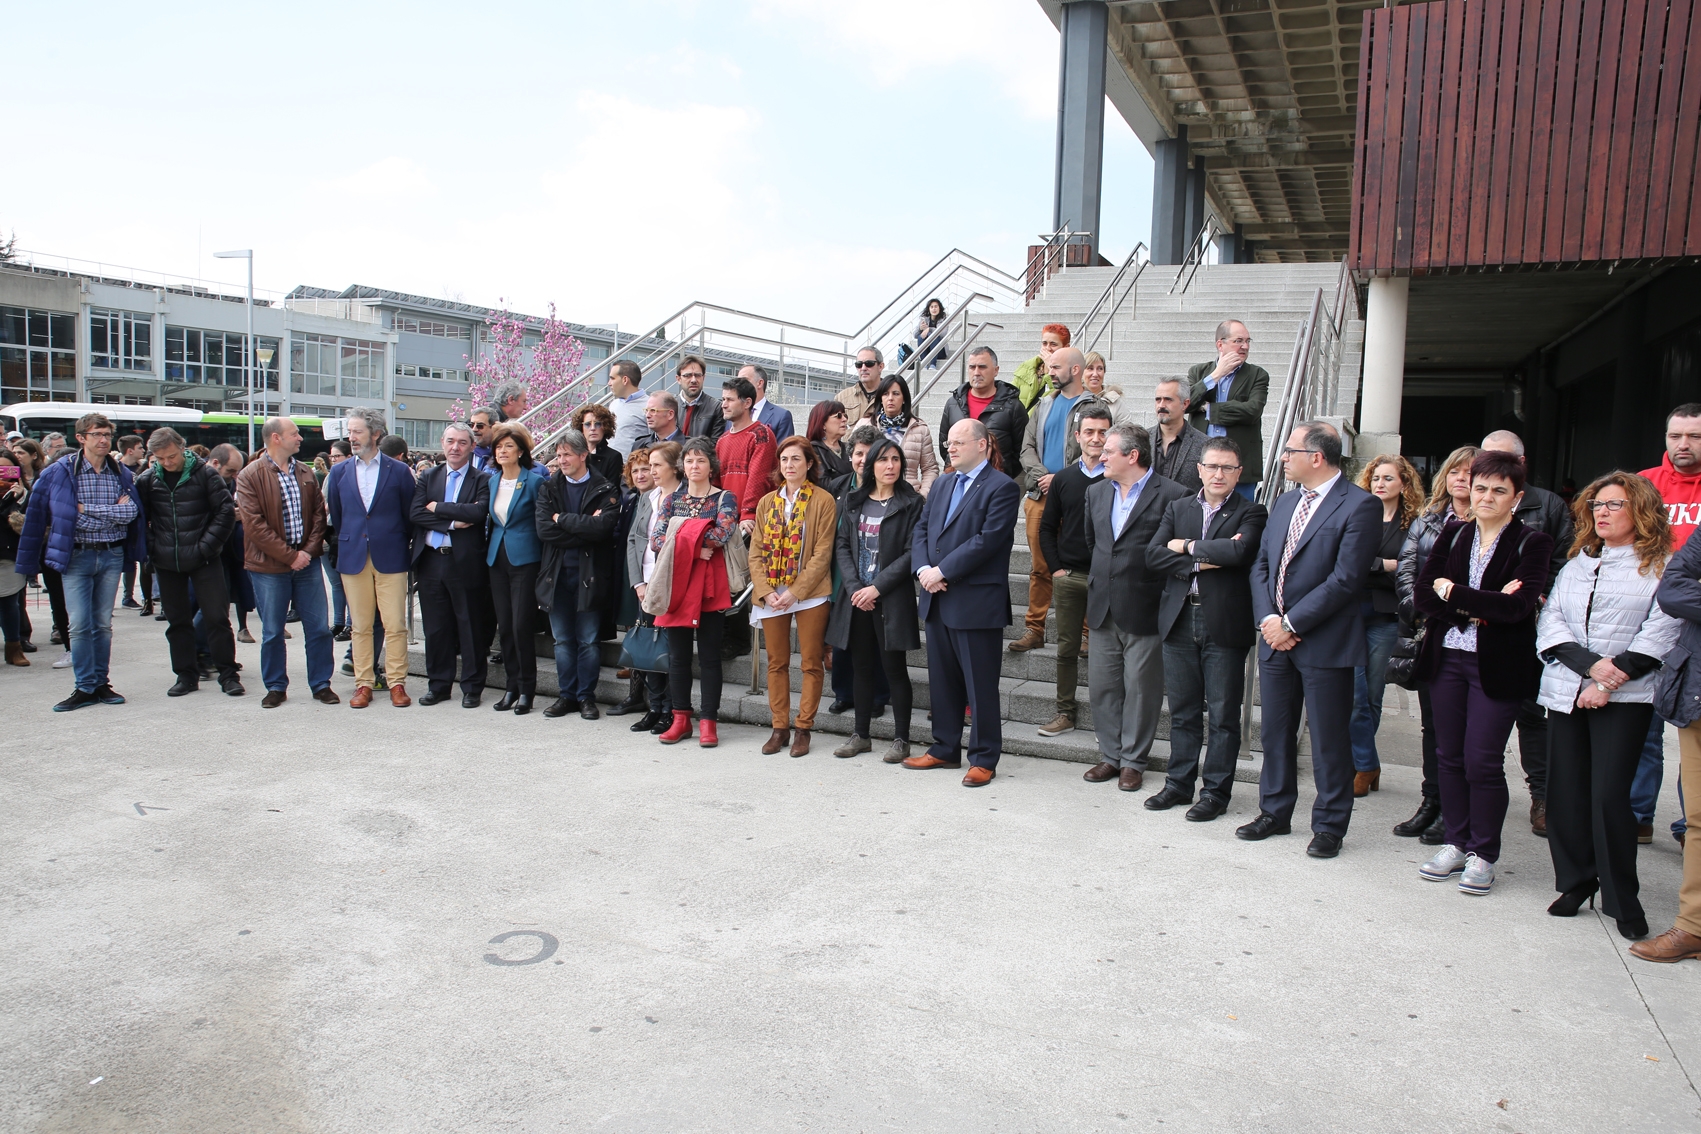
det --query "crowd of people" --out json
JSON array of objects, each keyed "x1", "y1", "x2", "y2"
[{"x1": 4, "y1": 316, "x2": 1699, "y2": 966}]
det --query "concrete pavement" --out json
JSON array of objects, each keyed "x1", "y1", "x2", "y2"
[{"x1": 2, "y1": 606, "x2": 1698, "y2": 1132}]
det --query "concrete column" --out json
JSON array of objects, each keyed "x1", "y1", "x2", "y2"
[
  {"x1": 1151, "y1": 125, "x2": 1189, "y2": 264},
  {"x1": 1183, "y1": 165, "x2": 1207, "y2": 255},
  {"x1": 1053, "y1": 0, "x2": 1108, "y2": 259},
  {"x1": 1357, "y1": 275, "x2": 1409, "y2": 460}
]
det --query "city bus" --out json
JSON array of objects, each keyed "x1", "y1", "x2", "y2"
[{"x1": 0, "y1": 403, "x2": 332, "y2": 462}]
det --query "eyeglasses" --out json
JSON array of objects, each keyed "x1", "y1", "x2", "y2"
[
  {"x1": 1280, "y1": 447, "x2": 1317, "y2": 458},
  {"x1": 1199, "y1": 463, "x2": 1241, "y2": 474},
  {"x1": 854, "y1": 360, "x2": 881, "y2": 369},
  {"x1": 1588, "y1": 499, "x2": 1628, "y2": 512},
  {"x1": 1223, "y1": 337, "x2": 1252, "y2": 346},
  {"x1": 81, "y1": 431, "x2": 114, "y2": 441}
]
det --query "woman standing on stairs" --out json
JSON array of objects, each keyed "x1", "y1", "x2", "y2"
[
  {"x1": 1393, "y1": 445, "x2": 1478, "y2": 842},
  {"x1": 863, "y1": 375, "x2": 938, "y2": 496},
  {"x1": 747, "y1": 436, "x2": 838, "y2": 757},
  {"x1": 1349, "y1": 455, "x2": 1425, "y2": 797}
]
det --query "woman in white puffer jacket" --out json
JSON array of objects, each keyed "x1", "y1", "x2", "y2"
[{"x1": 1537, "y1": 471, "x2": 1681, "y2": 940}]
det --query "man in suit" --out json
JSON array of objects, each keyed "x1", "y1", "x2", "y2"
[
  {"x1": 676, "y1": 355, "x2": 726, "y2": 441},
  {"x1": 1240, "y1": 421, "x2": 1383, "y2": 857},
  {"x1": 1150, "y1": 378, "x2": 1207, "y2": 492},
  {"x1": 741, "y1": 364, "x2": 796, "y2": 442},
  {"x1": 410, "y1": 422, "x2": 492, "y2": 708},
  {"x1": 1081, "y1": 424, "x2": 1189, "y2": 791},
  {"x1": 325, "y1": 407, "x2": 417, "y2": 709},
  {"x1": 1146, "y1": 437, "x2": 1268, "y2": 820},
  {"x1": 1185, "y1": 320, "x2": 1269, "y2": 499},
  {"x1": 904, "y1": 418, "x2": 1022, "y2": 786},
  {"x1": 633, "y1": 392, "x2": 685, "y2": 450}
]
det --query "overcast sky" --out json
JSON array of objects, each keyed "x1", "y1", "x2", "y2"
[{"x1": 7, "y1": 0, "x2": 1153, "y2": 330}]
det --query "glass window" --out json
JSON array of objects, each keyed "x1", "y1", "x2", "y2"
[
  {"x1": 395, "y1": 363, "x2": 466, "y2": 383},
  {"x1": 165, "y1": 327, "x2": 279, "y2": 390},
  {"x1": 291, "y1": 331, "x2": 384, "y2": 400},
  {"x1": 90, "y1": 309, "x2": 152, "y2": 371},
  {"x1": 0, "y1": 305, "x2": 78, "y2": 404},
  {"x1": 397, "y1": 419, "x2": 448, "y2": 451},
  {"x1": 392, "y1": 315, "x2": 471, "y2": 340}
]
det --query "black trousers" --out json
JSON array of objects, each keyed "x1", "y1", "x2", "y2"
[
  {"x1": 667, "y1": 611, "x2": 725, "y2": 721},
  {"x1": 155, "y1": 562, "x2": 236, "y2": 681},
  {"x1": 925, "y1": 621, "x2": 1004, "y2": 769},
  {"x1": 22, "y1": 564, "x2": 69, "y2": 644},
  {"x1": 849, "y1": 606, "x2": 912, "y2": 741},
  {"x1": 416, "y1": 551, "x2": 492, "y2": 697},
  {"x1": 1418, "y1": 684, "x2": 1439, "y2": 801},
  {"x1": 489, "y1": 546, "x2": 539, "y2": 695},
  {"x1": 1517, "y1": 698, "x2": 1549, "y2": 801},
  {"x1": 1547, "y1": 700, "x2": 1653, "y2": 921}
]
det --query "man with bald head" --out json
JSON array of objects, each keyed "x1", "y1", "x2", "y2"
[
  {"x1": 1480, "y1": 428, "x2": 1574, "y2": 836},
  {"x1": 1186, "y1": 318, "x2": 1268, "y2": 499},
  {"x1": 1013, "y1": 344, "x2": 1108, "y2": 652}
]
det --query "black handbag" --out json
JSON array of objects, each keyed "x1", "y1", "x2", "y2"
[
  {"x1": 619, "y1": 621, "x2": 670, "y2": 673},
  {"x1": 1386, "y1": 625, "x2": 1424, "y2": 690}
]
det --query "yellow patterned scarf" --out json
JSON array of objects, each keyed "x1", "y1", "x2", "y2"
[{"x1": 759, "y1": 482, "x2": 813, "y2": 590}]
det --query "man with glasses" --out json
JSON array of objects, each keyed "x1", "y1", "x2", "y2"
[
  {"x1": 1186, "y1": 320, "x2": 1268, "y2": 500},
  {"x1": 1146, "y1": 437, "x2": 1268, "y2": 820},
  {"x1": 469, "y1": 409, "x2": 497, "y2": 472},
  {"x1": 937, "y1": 346, "x2": 1028, "y2": 481},
  {"x1": 14, "y1": 412, "x2": 147, "y2": 711},
  {"x1": 634, "y1": 392, "x2": 685, "y2": 449},
  {"x1": 838, "y1": 347, "x2": 886, "y2": 425},
  {"x1": 1240, "y1": 421, "x2": 1382, "y2": 858},
  {"x1": 676, "y1": 355, "x2": 725, "y2": 441}
]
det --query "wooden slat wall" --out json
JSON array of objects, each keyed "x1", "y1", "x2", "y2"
[{"x1": 1349, "y1": 0, "x2": 1701, "y2": 271}]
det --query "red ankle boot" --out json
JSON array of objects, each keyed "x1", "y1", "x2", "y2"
[
  {"x1": 698, "y1": 719, "x2": 719, "y2": 748},
  {"x1": 658, "y1": 710, "x2": 694, "y2": 745}
]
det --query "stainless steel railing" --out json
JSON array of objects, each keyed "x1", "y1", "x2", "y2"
[
  {"x1": 1077, "y1": 241, "x2": 1151, "y2": 358},
  {"x1": 1169, "y1": 217, "x2": 1223, "y2": 296}
]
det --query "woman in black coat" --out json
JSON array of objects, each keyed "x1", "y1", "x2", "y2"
[
  {"x1": 1349, "y1": 454, "x2": 1425, "y2": 796},
  {"x1": 825, "y1": 437, "x2": 922, "y2": 764}
]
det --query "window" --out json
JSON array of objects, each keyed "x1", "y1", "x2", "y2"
[
  {"x1": 291, "y1": 332, "x2": 386, "y2": 400},
  {"x1": 398, "y1": 419, "x2": 448, "y2": 451},
  {"x1": 90, "y1": 309, "x2": 152, "y2": 371},
  {"x1": 90, "y1": 393, "x2": 156, "y2": 406},
  {"x1": 291, "y1": 403, "x2": 341, "y2": 418},
  {"x1": 165, "y1": 398, "x2": 220, "y2": 411},
  {"x1": 0, "y1": 306, "x2": 77, "y2": 404},
  {"x1": 165, "y1": 328, "x2": 280, "y2": 390},
  {"x1": 582, "y1": 344, "x2": 610, "y2": 361},
  {"x1": 392, "y1": 315, "x2": 470, "y2": 340},
  {"x1": 396, "y1": 363, "x2": 466, "y2": 383}
]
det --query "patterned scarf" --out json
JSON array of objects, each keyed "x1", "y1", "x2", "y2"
[
  {"x1": 875, "y1": 409, "x2": 910, "y2": 439},
  {"x1": 759, "y1": 482, "x2": 814, "y2": 589}
]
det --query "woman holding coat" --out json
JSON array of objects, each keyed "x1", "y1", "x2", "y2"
[
  {"x1": 1412, "y1": 449, "x2": 1553, "y2": 897},
  {"x1": 747, "y1": 435, "x2": 838, "y2": 757},
  {"x1": 825, "y1": 436, "x2": 922, "y2": 764}
]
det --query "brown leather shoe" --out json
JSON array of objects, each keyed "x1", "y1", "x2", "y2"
[
  {"x1": 962, "y1": 766, "x2": 995, "y2": 787},
  {"x1": 1530, "y1": 798, "x2": 1548, "y2": 837},
  {"x1": 1083, "y1": 762, "x2": 1119, "y2": 783},
  {"x1": 1628, "y1": 926, "x2": 1701, "y2": 963},
  {"x1": 761, "y1": 728, "x2": 791, "y2": 754},
  {"x1": 1008, "y1": 628, "x2": 1045, "y2": 653},
  {"x1": 389, "y1": 684, "x2": 412, "y2": 708},
  {"x1": 1353, "y1": 770, "x2": 1380, "y2": 797},
  {"x1": 1637, "y1": 822, "x2": 1654, "y2": 845},
  {"x1": 349, "y1": 685, "x2": 373, "y2": 708},
  {"x1": 789, "y1": 729, "x2": 811, "y2": 757},
  {"x1": 902, "y1": 753, "x2": 962, "y2": 770},
  {"x1": 1119, "y1": 768, "x2": 1144, "y2": 791},
  {"x1": 261, "y1": 690, "x2": 286, "y2": 709}
]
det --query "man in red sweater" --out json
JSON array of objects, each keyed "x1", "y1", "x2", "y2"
[
  {"x1": 715, "y1": 375, "x2": 777, "y2": 534},
  {"x1": 1634, "y1": 403, "x2": 1701, "y2": 847}
]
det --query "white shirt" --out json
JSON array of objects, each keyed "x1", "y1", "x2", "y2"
[
  {"x1": 1286, "y1": 471, "x2": 1343, "y2": 546},
  {"x1": 641, "y1": 484, "x2": 668, "y2": 583},
  {"x1": 354, "y1": 452, "x2": 382, "y2": 510},
  {"x1": 609, "y1": 389, "x2": 649, "y2": 458},
  {"x1": 494, "y1": 476, "x2": 519, "y2": 525}
]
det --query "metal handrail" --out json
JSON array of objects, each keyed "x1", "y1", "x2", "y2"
[
  {"x1": 851, "y1": 248, "x2": 1021, "y2": 344},
  {"x1": 889, "y1": 291, "x2": 998, "y2": 389},
  {"x1": 1259, "y1": 286, "x2": 1330, "y2": 506},
  {"x1": 1169, "y1": 216, "x2": 1223, "y2": 296},
  {"x1": 1079, "y1": 242, "x2": 1152, "y2": 358},
  {"x1": 1023, "y1": 225, "x2": 1090, "y2": 303},
  {"x1": 1329, "y1": 256, "x2": 1357, "y2": 334},
  {"x1": 910, "y1": 320, "x2": 1006, "y2": 408}
]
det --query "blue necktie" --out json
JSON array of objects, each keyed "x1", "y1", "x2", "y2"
[
  {"x1": 945, "y1": 473, "x2": 968, "y2": 525},
  {"x1": 430, "y1": 468, "x2": 460, "y2": 548}
]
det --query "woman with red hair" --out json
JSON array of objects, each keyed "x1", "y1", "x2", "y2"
[{"x1": 1011, "y1": 324, "x2": 1070, "y2": 409}]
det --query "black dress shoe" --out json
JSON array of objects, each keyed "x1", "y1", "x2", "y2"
[
  {"x1": 1618, "y1": 916, "x2": 1650, "y2": 940},
  {"x1": 220, "y1": 675, "x2": 245, "y2": 696},
  {"x1": 1236, "y1": 813, "x2": 1292, "y2": 841},
  {"x1": 580, "y1": 702, "x2": 600, "y2": 720},
  {"x1": 53, "y1": 689, "x2": 100, "y2": 713},
  {"x1": 1419, "y1": 815, "x2": 1446, "y2": 845},
  {"x1": 19, "y1": 640, "x2": 36, "y2": 653},
  {"x1": 649, "y1": 713, "x2": 669, "y2": 734},
  {"x1": 418, "y1": 690, "x2": 448, "y2": 706},
  {"x1": 493, "y1": 692, "x2": 519, "y2": 712},
  {"x1": 828, "y1": 699, "x2": 852, "y2": 714},
  {"x1": 1143, "y1": 786, "x2": 1192, "y2": 811},
  {"x1": 334, "y1": 626, "x2": 352, "y2": 642},
  {"x1": 543, "y1": 697, "x2": 578, "y2": 718},
  {"x1": 512, "y1": 694, "x2": 534, "y2": 716},
  {"x1": 167, "y1": 678, "x2": 199, "y2": 697},
  {"x1": 1185, "y1": 796, "x2": 1228, "y2": 822},
  {"x1": 1306, "y1": 833, "x2": 1342, "y2": 858},
  {"x1": 630, "y1": 711, "x2": 659, "y2": 732},
  {"x1": 871, "y1": 702, "x2": 887, "y2": 719},
  {"x1": 606, "y1": 698, "x2": 644, "y2": 717},
  {"x1": 261, "y1": 690, "x2": 287, "y2": 709},
  {"x1": 461, "y1": 693, "x2": 481, "y2": 709},
  {"x1": 1393, "y1": 797, "x2": 1443, "y2": 838}
]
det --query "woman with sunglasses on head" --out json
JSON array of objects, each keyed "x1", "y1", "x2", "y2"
[
  {"x1": 1538, "y1": 472, "x2": 1680, "y2": 939},
  {"x1": 862, "y1": 375, "x2": 938, "y2": 496}
]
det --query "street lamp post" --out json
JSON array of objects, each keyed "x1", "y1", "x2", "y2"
[
  {"x1": 213, "y1": 249, "x2": 254, "y2": 452},
  {"x1": 257, "y1": 346, "x2": 275, "y2": 425}
]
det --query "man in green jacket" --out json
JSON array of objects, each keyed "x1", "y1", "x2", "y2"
[{"x1": 1185, "y1": 319, "x2": 1268, "y2": 499}]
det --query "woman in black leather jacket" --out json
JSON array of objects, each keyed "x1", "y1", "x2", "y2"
[{"x1": 1393, "y1": 445, "x2": 1477, "y2": 840}]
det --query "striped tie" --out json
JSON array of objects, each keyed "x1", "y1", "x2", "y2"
[{"x1": 1275, "y1": 488, "x2": 1319, "y2": 615}]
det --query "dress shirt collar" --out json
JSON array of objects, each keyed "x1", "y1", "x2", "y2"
[
  {"x1": 1078, "y1": 457, "x2": 1104, "y2": 478},
  {"x1": 1113, "y1": 466, "x2": 1152, "y2": 502}
]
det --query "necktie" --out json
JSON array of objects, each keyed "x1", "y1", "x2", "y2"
[
  {"x1": 1275, "y1": 488, "x2": 1318, "y2": 614},
  {"x1": 945, "y1": 474, "x2": 969, "y2": 525}
]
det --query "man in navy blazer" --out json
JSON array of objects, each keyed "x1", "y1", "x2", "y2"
[
  {"x1": 1240, "y1": 421, "x2": 1383, "y2": 857},
  {"x1": 743, "y1": 364, "x2": 796, "y2": 441},
  {"x1": 904, "y1": 418, "x2": 1022, "y2": 786},
  {"x1": 325, "y1": 408, "x2": 417, "y2": 708}
]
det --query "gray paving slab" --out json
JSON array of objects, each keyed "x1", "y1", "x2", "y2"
[{"x1": 3, "y1": 607, "x2": 1698, "y2": 1133}]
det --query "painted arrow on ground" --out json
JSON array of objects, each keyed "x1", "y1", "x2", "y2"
[{"x1": 133, "y1": 804, "x2": 170, "y2": 816}]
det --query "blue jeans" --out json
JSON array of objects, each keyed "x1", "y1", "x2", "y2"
[
  {"x1": 549, "y1": 572, "x2": 602, "y2": 702},
  {"x1": 1350, "y1": 615, "x2": 1401, "y2": 772},
  {"x1": 1631, "y1": 714, "x2": 1688, "y2": 835},
  {"x1": 323, "y1": 555, "x2": 347, "y2": 627},
  {"x1": 63, "y1": 546, "x2": 124, "y2": 692},
  {"x1": 250, "y1": 560, "x2": 334, "y2": 693},
  {"x1": 1161, "y1": 601, "x2": 1249, "y2": 803}
]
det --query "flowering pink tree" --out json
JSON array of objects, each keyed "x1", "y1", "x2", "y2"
[{"x1": 450, "y1": 302, "x2": 587, "y2": 439}]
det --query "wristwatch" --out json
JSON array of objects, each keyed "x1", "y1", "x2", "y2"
[{"x1": 1281, "y1": 616, "x2": 1296, "y2": 636}]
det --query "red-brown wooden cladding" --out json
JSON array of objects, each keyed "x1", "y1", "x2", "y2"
[{"x1": 1350, "y1": 0, "x2": 1701, "y2": 271}]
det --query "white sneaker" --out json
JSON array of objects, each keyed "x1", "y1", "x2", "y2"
[
  {"x1": 1419, "y1": 843, "x2": 1469, "y2": 881},
  {"x1": 52, "y1": 650, "x2": 73, "y2": 669},
  {"x1": 1458, "y1": 854, "x2": 1496, "y2": 895}
]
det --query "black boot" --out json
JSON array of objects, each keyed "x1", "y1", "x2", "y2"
[
  {"x1": 607, "y1": 674, "x2": 646, "y2": 716},
  {"x1": 630, "y1": 710, "x2": 660, "y2": 732},
  {"x1": 1392, "y1": 797, "x2": 1442, "y2": 838},
  {"x1": 1419, "y1": 813, "x2": 1446, "y2": 845}
]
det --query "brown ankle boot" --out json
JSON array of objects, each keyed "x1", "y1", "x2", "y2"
[
  {"x1": 1353, "y1": 770, "x2": 1380, "y2": 797},
  {"x1": 789, "y1": 729, "x2": 811, "y2": 757},
  {"x1": 761, "y1": 728, "x2": 791, "y2": 754},
  {"x1": 5, "y1": 641, "x2": 28, "y2": 667}
]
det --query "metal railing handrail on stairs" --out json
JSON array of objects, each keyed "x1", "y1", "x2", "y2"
[
  {"x1": 1169, "y1": 216, "x2": 1223, "y2": 296},
  {"x1": 1257, "y1": 263, "x2": 1359, "y2": 508},
  {"x1": 1077, "y1": 241, "x2": 1151, "y2": 358}
]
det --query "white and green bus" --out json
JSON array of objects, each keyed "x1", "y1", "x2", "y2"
[{"x1": 0, "y1": 403, "x2": 334, "y2": 462}]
